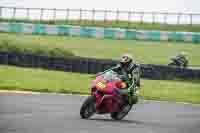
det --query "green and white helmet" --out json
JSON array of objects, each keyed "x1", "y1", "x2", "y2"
[{"x1": 120, "y1": 54, "x2": 133, "y2": 65}]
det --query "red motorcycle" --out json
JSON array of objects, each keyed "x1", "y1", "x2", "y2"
[{"x1": 80, "y1": 70, "x2": 136, "y2": 120}]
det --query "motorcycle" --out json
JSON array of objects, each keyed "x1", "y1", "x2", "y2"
[{"x1": 80, "y1": 70, "x2": 137, "y2": 120}]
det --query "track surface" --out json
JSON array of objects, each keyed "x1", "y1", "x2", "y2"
[{"x1": 0, "y1": 93, "x2": 200, "y2": 133}]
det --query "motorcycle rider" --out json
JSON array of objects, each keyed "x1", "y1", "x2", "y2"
[
  {"x1": 113, "y1": 54, "x2": 140, "y2": 89},
  {"x1": 170, "y1": 51, "x2": 189, "y2": 68}
]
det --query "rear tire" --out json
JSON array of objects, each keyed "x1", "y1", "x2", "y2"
[{"x1": 80, "y1": 96, "x2": 96, "y2": 119}]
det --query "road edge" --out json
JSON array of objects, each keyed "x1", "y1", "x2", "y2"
[{"x1": 0, "y1": 89, "x2": 200, "y2": 106}]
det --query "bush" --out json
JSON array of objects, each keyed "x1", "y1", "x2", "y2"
[
  {"x1": 0, "y1": 39, "x2": 23, "y2": 53},
  {"x1": 0, "y1": 39, "x2": 75, "y2": 58},
  {"x1": 48, "y1": 48, "x2": 75, "y2": 58}
]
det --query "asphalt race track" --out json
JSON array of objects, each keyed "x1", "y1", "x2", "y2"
[{"x1": 0, "y1": 93, "x2": 200, "y2": 133}]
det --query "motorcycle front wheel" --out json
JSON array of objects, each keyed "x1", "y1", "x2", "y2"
[
  {"x1": 110, "y1": 103, "x2": 132, "y2": 120},
  {"x1": 80, "y1": 96, "x2": 96, "y2": 119}
]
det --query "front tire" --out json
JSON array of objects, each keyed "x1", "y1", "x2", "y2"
[
  {"x1": 80, "y1": 96, "x2": 96, "y2": 119},
  {"x1": 110, "y1": 104, "x2": 132, "y2": 120}
]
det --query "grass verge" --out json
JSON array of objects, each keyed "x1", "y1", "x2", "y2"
[
  {"x1": 0, "y1": 65, "x2": 200, "y2": 104},
  {"x1": 0, "y1": 33, "x2": 200, "y2": 66},
  {"x1": 0, "y1": 37, "x2": 75, "y2": 58}
]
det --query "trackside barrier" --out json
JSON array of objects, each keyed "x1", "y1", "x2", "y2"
[
  {"x1": 0, "y1": 22, "x2": 200, "y2": 43},
  {"x1": 0, "y1": 51, "x2": 200, "y2": 80}
]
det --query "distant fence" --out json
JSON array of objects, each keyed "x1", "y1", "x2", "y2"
[
  {"x1": 1, "y1": 22, "x2": 200, "y2": 43},
  {"x1": 0, "y1": 6, "x2": 200, "y2": 26},
  {"x1": 0, "y1": 51, "x2": 200, "y2": 80}
]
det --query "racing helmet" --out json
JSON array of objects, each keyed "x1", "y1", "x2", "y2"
[
  {"x1": 179, "y1": 51, "x2": 187, "y2": 57},
  {"x1": 120, "y1": 54, "x2": 133, "y2": 67}
]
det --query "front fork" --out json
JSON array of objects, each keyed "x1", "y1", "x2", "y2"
[{"x1": 128, "y1": 85, "x2": 138, "y2": 105}]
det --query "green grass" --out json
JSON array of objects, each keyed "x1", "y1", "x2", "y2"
[
  {"x1": 0, "y1": 33, "x2": 200, "y2": 66},
  {"x1": 0, "y1": 65, "x2": 91, "y2": 94},
  {"x1": 0, "y1": 65, "x2": 200, "y2": 104},
  {"x1": 1, "y1": 18, "x2": 200, "y2": 32}
]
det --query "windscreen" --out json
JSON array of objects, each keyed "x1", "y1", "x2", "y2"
[{"x1": 102, "y1": 71, "x2": 120, "y2": 82}]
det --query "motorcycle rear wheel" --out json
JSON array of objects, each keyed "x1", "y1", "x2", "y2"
[{"x1": 80, "y1": 96, "x2": 96, "y2": 119}]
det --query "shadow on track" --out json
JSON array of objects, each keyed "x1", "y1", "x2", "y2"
[{"x1": 89, "y1": 118, "x2": 144, "y2": 125}]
